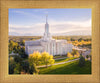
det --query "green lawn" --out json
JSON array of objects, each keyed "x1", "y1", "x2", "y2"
[
  {"x1": 53, "y1": 55, "x2": 67, "y2": 59},
  {"x1": 55, "y1": 57, "x2": 78, "y2": 63},
  {"x1": 37, "y1": 57, "x2": 78, "y2": 66},
  {"x1": 38, "y1": 60, "x2": 91, "y2": 74}
]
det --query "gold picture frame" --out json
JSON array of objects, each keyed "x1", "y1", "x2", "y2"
[{"x1": 0, "y1": 0, "x2": 100, "y2": 83}]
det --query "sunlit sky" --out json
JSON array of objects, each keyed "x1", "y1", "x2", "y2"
[{"x1": 9, "y1": 9, "x2": 91, "y2": 36}]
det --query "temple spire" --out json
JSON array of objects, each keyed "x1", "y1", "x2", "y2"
[
  {"x1": 44, "y1": 14, "x2": 49, "y2": 36},
  {"x1": 43, "y1": 15, "x2": 52, "y2": 40},
  {"x1": 46, "y1": 15, "x2": 48, "y2": 23}
]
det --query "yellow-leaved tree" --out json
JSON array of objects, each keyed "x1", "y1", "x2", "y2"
[
  {"x1": 67, "y1": 52, "x2": 73, "y2": 58},
  {"x1": 41, "y1": 52, "x2": 55, "y2": 67},
  {"x1": 74, "y1": 51, "x2": 80, "y2": 58},
  {"x1": 29, "y1": 51, "x2": 41, "y2": 66},
  {"x1": 48, "y1": 55, "x2": 55, "y2": 66}
]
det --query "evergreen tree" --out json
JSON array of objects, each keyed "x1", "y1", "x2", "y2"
[
  {"x1": 86, "y1": 55, "x2": 89, "y2": 60},
  {"x1": 21, "y1": 61, "x2": 29, "y2": 73},
  {"x1": 29, "y1": 63, "x2": 38, "y2": 74},
  {"x1": 14, "y1": 63, "x2": 22, "y2": 74},
  {"x1": 79, "y1": 55, "x2": 85, "y2": 67}
]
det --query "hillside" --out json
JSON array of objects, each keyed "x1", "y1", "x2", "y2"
[{"x1": 9, "y1": 35, "x2": 91, "y2": 42}]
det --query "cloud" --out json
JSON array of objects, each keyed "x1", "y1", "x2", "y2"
[
  {"x1": 33, "y1": 9, "x2": 47, "y2": 12},
  {"x1": 12, "y1": 10, "x2": 42, "y2": 19},
  {"x1": 44, "y1": 11, "x2": 48, "y2": 14},
  {"x1": 13, "y1": 10, "x2": 27, "y2": 15},
  {"x1": 33, "y1": 9, "x2": 48, "y2": 14},
  {"x1": 49, "y1": 19, "x2": 91, "y2": 33},
  {"x1": 9, "y1": 23, "x2": 45, "y2": 36},
  {"x1": 9, "y1": 19, "x2": 91, "y2": 36}
]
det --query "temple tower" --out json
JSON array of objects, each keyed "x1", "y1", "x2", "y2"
[
  {"x1": 43, "y1": 15, "x2": 52, "y2": 41},
  {"x1": 45, "y1": 15, "x2": 49, "y2": 36}
]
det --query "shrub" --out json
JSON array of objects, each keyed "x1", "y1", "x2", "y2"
[
  {"x1": 86, "y1": 55, "x2": 89, "y2": 60},
  {"x1": 79, "y1": 56, "x2": 85, "y2": 67}
]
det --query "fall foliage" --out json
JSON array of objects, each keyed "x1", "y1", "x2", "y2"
[
  {"x1": 29, "y1": 51, "x2": 41, "y2": 65},
  {"x1": 29, "y1": 51, "x2": 55, "y2": 67},
  {"x1": 67, "y1": 52, "x2": 73, "y2": 58}
]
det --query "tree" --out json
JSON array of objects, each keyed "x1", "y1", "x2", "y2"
[
  {"x1": 79, "y1": 55, "x2": 85, "y2": 67},
  {"x1": 9, "y1": 40, "x2": 14, "y2": 53},
  {"x1": 28, "y1": 51, "x2": 55, "y2": 69},
  {"x1": 89, "y1": 51, "x2": 92, "y2": 61},
  {"x1": 9, "y1": 57, "x2": 16, "y2": 74},
  {"x1": 19, "y1": 47, "x2": 27, "y2": 58},
  {"x1": 14, "y1": 63, "x2": 22, "y2": 74},
  {"x1": 71, "y1": 50, "x2": 80, "y2": 57},
  {"x1": 41, "y1": 52, "x2": 50, "y2": 67},
  {"x1": 29, "y1": 51, "x2": 41, "y2": 65},
  {"x1": 23, "y1": 53, "x2": 28, "y2": 59},
  {"x1": 9, "y1": 56, "x2": 14, "y2": 63},
  {"x1": 21, "y1": 61, "x2": 29, "y2": 73},
  {"x1": 71, "y1": 38, "x2": 75, "y2": 41},
  {"x1": 49, "y1": 58, "x2": 55, "y2": 66},
  {"x1": 21, "y1": 40, "x2": 25, "y2": 46},
  {"x1": 86, "y1": 55, "x2": 89, "y2": 60},
  {"x1": 67, "y1": 37, "x2": 70, "y2": 41},
  {"x1": 67, "y1": 52, "x2": 73, "y2": 58},
  {"x1": 9, "y1": 40, "x2": 19, "y2": 54},
  {"x1": 76, "y1": 51, "x2": 80, "y2": 56},
  {"x1": 9, "y1": 62, "x2": 16, "y2": 74},
  {"x1": 28, "y1": 52, "x2": 40, "y2": 74},
  {"x1": 14, "y1": 55, "x2": 23, "y2": 63},
  {"x1": 89, "y1": 55, "x2": 91, "y2": 61},
  {"x1": 78, "y1": 38, "x2": 83, "y2": 42},
  {"x1": 48, "y1": 55, "x2": 55, "y2": 66},
  {"x1": 29, "y1": 63, "x2": 38, "y2": 74},
  {"x1": 74, "y1": 51, "x2": 80, "y2": 57},
  {"x1": 71, "y1": 49, "x2": 76, "y2": 55},
  {"x1": 13, "y1": 42, "x2": 18, "y2": 53},
  {"x1": 74, "y1": 54, "x2": 79, "y2": 58},
  {"x1": 41, "y1": 52, "x2": 55, "y2": 67}
]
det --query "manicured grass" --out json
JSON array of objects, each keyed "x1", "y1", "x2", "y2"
[
  {"x1": 38, "y1": 60, "x2": 91, "y2": 74},
  {"x1": 53, "y1": 55, "x2": 67, "y2": 59},
  {"x1": 55, "y1": 57, "x2": 78, "y2": 63},
  {"x1": 37, "y1": 57, "x2": 78, "y2": 66}
]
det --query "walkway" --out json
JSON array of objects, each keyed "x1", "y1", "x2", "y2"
[{"x1": 37, "y1": 58, "x2": 79, "y2": 68}]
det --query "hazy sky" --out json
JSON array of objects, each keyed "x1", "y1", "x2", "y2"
[{"x1": 9, "y1": 9, "x2": 91, "y2": 36}]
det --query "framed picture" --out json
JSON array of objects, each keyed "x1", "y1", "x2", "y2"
[{"x1": 0, "y1": 0, "x2": 100, "y2": 83}]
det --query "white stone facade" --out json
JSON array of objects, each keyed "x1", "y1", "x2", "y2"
[{"x1": 25, "y1": 15, "x2": 73, "y2": 56}]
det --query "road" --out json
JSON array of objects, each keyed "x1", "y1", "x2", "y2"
[
  {"x1": 82, "y1": 49, "x2": 91, "y2": 60},
  {"x1": 82, "y1": 50, "x2": 91, "y2": 57},
  {"x1": 37, "y1": 58, "x2": 79, "y2": 68},
  {"x1": 73, "y1": 46, "x2": 91, "y2": 60}
]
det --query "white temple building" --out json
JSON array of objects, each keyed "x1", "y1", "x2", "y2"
[{"x1": 25, "y1": 15, "x2": 73, "y2": 56}]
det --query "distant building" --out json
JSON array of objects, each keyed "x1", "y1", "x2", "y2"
[
  {"x1": 25, "y1": 15, "x2": 73, "y2": 56},
  {"x1": 9, "y1": 51, "x2": 19, "y2": 56}
]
